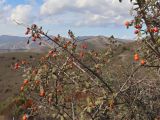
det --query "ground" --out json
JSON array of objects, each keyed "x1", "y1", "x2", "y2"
[{"x1": 0, "y1": 52, "x2": 41, "y2": 119}]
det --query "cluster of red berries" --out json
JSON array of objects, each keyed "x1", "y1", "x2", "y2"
[
  {"x1": 25, "y1": 24, "x2": 45, "y2": 42},
  {"x1": 48, "y1": 50, "x2": 57, "y2": 58},
  {"x1": 14, "y1": 63, "x2": 20, "y2": 70},
  {"x1": 134, "y1": 53, "x2": 146, "y2": 65},
  {"x1": 124, "y1": 20, "x2": 159, "y2": 34},
  {"x1": 124, "y1": 20, "x2": 141, "y2": 34},
  {"x1": 31, "y1": 33, "x2": 41, "y2": 41},
  {"x1": 14, "y1": 60, "x2": 28, "y2": 70},
  {"x1": 20, "y1": 79, "x2": 29, "y2": 92},
  {"x1": 81, "y1": 43, "x2": 88, "y2": 49}
]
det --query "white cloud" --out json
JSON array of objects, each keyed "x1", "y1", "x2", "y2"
[
  {"x1": 10, "y1": 4, "x2": 33, "y2": 24},
  {"x1": 0, "y1": 0, "x2": 11, "y2": 22},
  {"x1": 0, "y1": 0, "x2": 133, "y2": 27},
  {"x1": 40, "y1": 0, "x2": 133, "y2": 26},
  {"x1": 0, "y1": 0, "x2": 5, "y2": 5},
  {"x1": 40, "y1": 0, "x2": 71, "y2": 15},
  {"x1": 0, "y1": 0, "x2": 134, "y2": 38}
]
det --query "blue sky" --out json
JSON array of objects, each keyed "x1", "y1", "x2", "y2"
[{"x1": 0, "y1": 0, "x2": 135, "y2": 39}]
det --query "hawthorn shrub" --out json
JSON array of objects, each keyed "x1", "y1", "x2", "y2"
[
  {"x1": 11, "y1": 0, "x2": 160, "y2": 120},
  {"x1": 124, "y1": 0, "x2": 160, "y2": 69},
  {"x1": 123, "y1": 0, "x2": 160, "y2": 119},
  {"x1": 13, "y1": 26, "x2": 118, "y2": 120}
]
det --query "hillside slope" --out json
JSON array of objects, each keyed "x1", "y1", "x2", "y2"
[{"x1": 0, "y1": 35, "x2": 132, "y2": 52}]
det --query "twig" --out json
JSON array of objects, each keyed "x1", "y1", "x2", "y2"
[
  {"x1": 71, "y1": 98, "x2": 75, "y2": 120},
  {"x1": 114, "y1": 65, "x2": 141, "y2": 99}
]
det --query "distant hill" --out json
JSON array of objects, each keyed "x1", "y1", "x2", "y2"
[
  {"x1": 0, "y1": 35, "x2": 133, "y2": 52},
  {"x1": 0, "y1": 35, "x2": 27, "y2": 50},
  {"x1": 0, "y1": 35, "x2": 47, "y2": 52}
]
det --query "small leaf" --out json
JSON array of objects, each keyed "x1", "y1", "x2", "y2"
[
  {"x1": 87, "y1": 106, "x2": 92, "y2": 113},
  {"x1": 60, "y1": 116, "x2": 64, "y2": 120}
]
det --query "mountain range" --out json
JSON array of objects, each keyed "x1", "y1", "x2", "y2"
[{"x1": 0, "y1": 35, "x2": 132, "y2": 52}]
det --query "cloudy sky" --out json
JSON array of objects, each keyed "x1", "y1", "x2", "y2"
[{"x1": 0, "y1": 0, "x2": 135, "y2": 39}]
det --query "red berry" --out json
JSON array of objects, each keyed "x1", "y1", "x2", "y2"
[
  {"x1": 63, "y1": 44, "x2": 67, "y2": 49},
  {"x1": 35, "y1": 80, "x2": 40, "y2": 85},
  {"x1": 124, "y1": 21, "x2": 130, "y2": 27},
  {"x1": 134, "y1": 30, "x2": 139, "y2": 34},
  {"x1": 49, "y1": 50, "x2": 54, "y2": 55},
  {"x1": 36, "y1": 34, "x2": 40, "y2": 38},
  {"x1": 15, "y1": 63, "x2": 19, "y2": 67},
  {"x1": 14, "y1": 63, "x2": 20, "y2": 70},
  {"x1": 141, "y1": 60, "x2": 146, "y2": 65},
  {"x1": 32, "y1": 37, "x2": 36, "y2": 41},
  {"x1": 52, "y1": 53, "x2": 57, "y2": 58},
  {"x1": 32, "y1": 70, "x2": 38, "y2": 75},
  {"x1": 20, "y1": 85, "x2": 24, "y2": 92},
  {"x1": 134, "y1": 53, "x2": 139, "y2": 61},
  {"x1": 22, "y1": 114, "x2": 28, "y2": 120},
  {"x1": 153, "y1": 27, "x2": 158, "y2": 32},
  {"x1": 23, "y1": 80, "x2": 29, "y2": 85},
  {"x1": 40, "y1": 89, "x2": 45, "y2": 97},
  {"x1": 135, "y1": 24, "x2": 142, "y2": 29}
]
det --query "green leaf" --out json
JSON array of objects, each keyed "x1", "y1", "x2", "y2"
[
  {"x1": 80, "y1": 112, "x2": 85, "y2": 120},
  {"x1": 157, "y1": 38, "x2": 160, "y2": 45},
  {"x1": 86, "y1": 106, "x2": 92, "y2": 113},
  {"x1": 60, "y1": 116, "x2": 64, "y2": 120}
]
